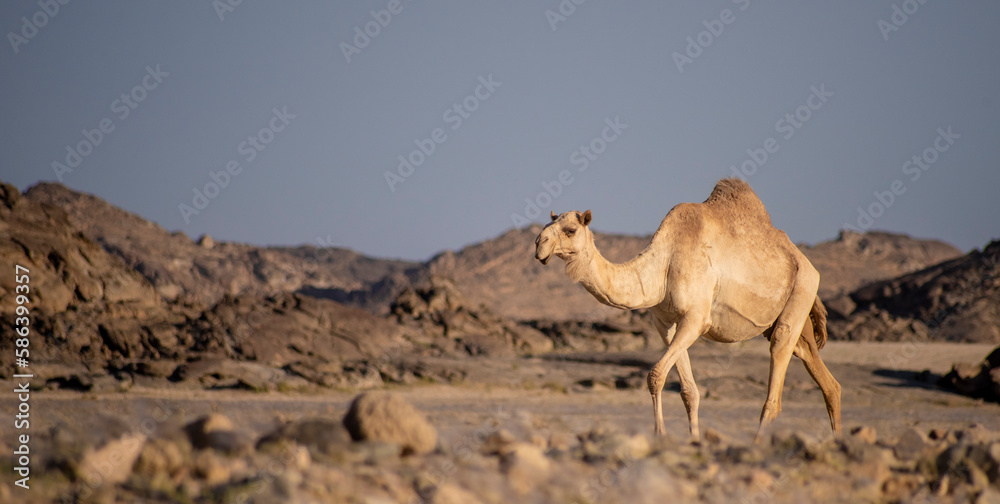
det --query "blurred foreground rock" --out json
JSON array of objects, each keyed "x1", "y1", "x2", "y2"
[
  {"x1": 13, "y1": 399, "x2": 1000, "y2": 504},
  {"x1": 342, "y1": 391, "x2": 438, "y2": 455}
]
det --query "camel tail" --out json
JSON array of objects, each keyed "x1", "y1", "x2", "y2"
[{"x1": 810, "y1": 295, "x2": 828, "y2": 350}]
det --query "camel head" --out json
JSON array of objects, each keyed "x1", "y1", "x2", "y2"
[{"x1": 534, "y1": 210, "x2": 592, "y2": 265}]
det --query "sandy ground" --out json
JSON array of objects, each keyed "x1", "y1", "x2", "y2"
[{"x1": 5, "y1": 341, "x2": 997, "y2": 450}]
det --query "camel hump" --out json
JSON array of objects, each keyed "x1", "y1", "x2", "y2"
[{"x1": 702, "y1": 178, "x2": 771, "y2": 223}]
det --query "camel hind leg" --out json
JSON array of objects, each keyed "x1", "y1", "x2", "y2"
[
  {"x1": 793, "y1": 321, "x2": 842, "y2": 437},
  {"x1": 755, "y1": 267, "x2": 819, "y2": 443}
]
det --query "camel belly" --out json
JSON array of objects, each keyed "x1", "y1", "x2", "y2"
[{"x1": 704, "y1": 291, "x2": 782, "y2": 343}]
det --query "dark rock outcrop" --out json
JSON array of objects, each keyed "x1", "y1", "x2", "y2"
[
  {"x1": 390, "y1": 276, "x2": 552, "y2": 356},
  {"x1": 940, "y1": 346, "x2": 1000, "y2": 402},
  {"x1": 827, "y1": 241, "x2": 1000, "y2": 343}
]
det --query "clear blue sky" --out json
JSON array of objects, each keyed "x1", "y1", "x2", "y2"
[{"x1": 2, "y1": 1, "x2": 998, "y2": 260}]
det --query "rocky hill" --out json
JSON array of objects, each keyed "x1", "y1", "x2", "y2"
[
  {"x1": 827, "y1": 239, "x2": 1000, "y2": 343},
  {"x1": 24, "y1": 182, "x2": 425, "y2": 314},
  {"x1": 0, "y1": 181, "x2": 419, "y2": 390},
  {"x1": 0, "y1": 181, "x2": 170, "y2": 377},
  {"x1": 798, "y1": 230, "x2": 963, "y2": 298}
]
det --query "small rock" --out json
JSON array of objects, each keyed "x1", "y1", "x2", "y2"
[
  {"x1": 548, "y1": 431, "x2": 578, "y2": 453},
  {"x1": 184, "y1": 414, "x2": 251, "y2": 455},
  {"x1": 193, "y1": 451, "x2": 230, "y2": 486},
  {"x1": 882, "y1": 474, "x2": 925, "y2": 503},
  {"x1": 894, "y1": 427, "x2": 930, "y2": 462},
  {"x1": 47, "y1": 415, "x2": 139, "y2": 486},
  {"x1": 133, "y1": 437, "x2": 191, "y2": 482},
  {"x1": 481, "y1": 429, "x2": 517, "y2": 455},
  {"x1": 77, "y1": 432, "x2": 146, "y2": 488},
  {"x1": 747, "y1": 469, "x2": 775, "y2": 492},
  {"x1": 342, "y1": 391, "x2": 437, "y2": 455},
  {"x1": 197, "y1": 234, "x2": 214, "y2": 249},
  {"x1": 133, "y1": 360, "x2": 179, "y2": 378},
  {"x1": 258, "y1": 418, "x2": 352, "y2": 458},
  {"x1": 771, "y1": 431, "x2": 819, "y2": 460},
  {"x1": 500, "y1": 442, "x2": 551, "y2": 495},
  {"x1": 614, "y1": 370, "x2": 646, "y2": 390},
  {"x1": 433, "y1": 483, "x2": 485, "y2": 504},
  {"x1": 703, "y1": 427, "x2": 732, "y2": 446},
  {"x1": 616, "y1": 433, "x2": 652, "y2": 462},
  {"x1": 850, "y1": 425, "x2": 877, "y2": 445},
  {"x1": 988, "y1": 441, "x2": 1000, "y2": 467}
]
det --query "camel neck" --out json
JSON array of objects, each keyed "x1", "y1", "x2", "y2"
[{"x1": 566, "y1": 235, "x2": 667, "y2": 310}]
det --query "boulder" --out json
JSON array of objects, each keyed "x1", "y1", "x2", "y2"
[{"x1": 342, "y1": 392, "x2": 437, "y2": 455}]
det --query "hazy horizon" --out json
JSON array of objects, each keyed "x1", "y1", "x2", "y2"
[{"x1": 3, "y1": 2, "x2": 998, "y2": 260}]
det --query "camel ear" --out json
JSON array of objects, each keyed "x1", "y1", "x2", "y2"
[
  {"x1": 580, "y1": 209, "x2": 592, "y2": 226},
  {"x1": 550, "y1": 211, "x2": 558, "y2": 221}
]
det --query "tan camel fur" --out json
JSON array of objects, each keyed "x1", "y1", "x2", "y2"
[{"x1": 534, "y1": 178, "x2": 842, "y2": 442}]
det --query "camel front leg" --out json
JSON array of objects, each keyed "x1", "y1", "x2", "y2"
[
  {"x1": 648, "y1": 315, "x2": 709, "y2": 436},
  {"x1": 652, "y1": 317, "x2": 701, "y2": 439}
]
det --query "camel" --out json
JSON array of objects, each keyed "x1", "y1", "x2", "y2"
[{"x1": 534, "y1": 178, "x2": 841, "y2": 442}]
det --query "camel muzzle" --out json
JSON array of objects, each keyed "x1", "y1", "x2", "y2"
[{"x1": 535, "y1": 235, "x2": 554, "y2": 265}]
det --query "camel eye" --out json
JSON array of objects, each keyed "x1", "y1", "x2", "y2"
[{"x1": 564, "y1": 227, "x2": 576, "y2": 236}]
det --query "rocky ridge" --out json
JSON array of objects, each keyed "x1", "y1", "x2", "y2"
[{"x1": 826, "y1": 240, "x2": 1000, "y2": 343}]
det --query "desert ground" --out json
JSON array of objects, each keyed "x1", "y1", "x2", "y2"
[{"x1": 3, "y1": 340, "x2": 999, "y2": 503}]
